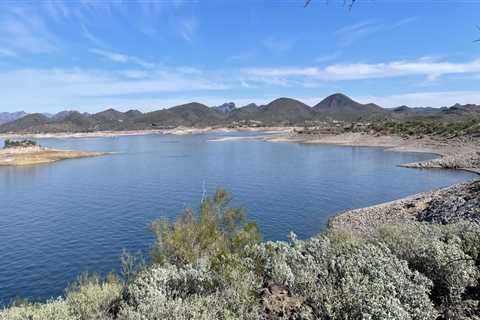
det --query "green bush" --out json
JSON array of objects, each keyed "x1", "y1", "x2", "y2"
[
  {"x1": 370, "y1": 223, "x2": 480, "y2": 319},
  {"x1": 150, "y1": 189, "x2": 261, "y2": 267},
  {"x1": 247, "y1": 231, "x2": 437, "y2": 319}
]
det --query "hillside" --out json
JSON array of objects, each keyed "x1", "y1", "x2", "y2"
[
  {"x1": 1, "y1": 94, "x2": 480, "y2": 134},
  {"x1": 0, "y1": 111, "x2": 27, "y2": 125},
  {"x1": 313, "y1": 93, "x2": 388, "y2": 121}
]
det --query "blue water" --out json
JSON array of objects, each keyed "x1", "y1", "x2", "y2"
[{"x1": 0, "y1": 132, "x2": 477, "y2": 305}]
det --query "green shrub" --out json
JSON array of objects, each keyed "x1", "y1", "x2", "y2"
[
  {"x1": 371, "y1": 223, "x2": 480, "y2": 319},
  {"x1": 247, "y1": 231, "x2": 437, "y2": 319},
  {"x1": 65, "y1": 274, "x2": 122, "y2": 320},
  {"x1": 150, "y1": 189, "x2": 261, "y2": 267},
  {"x1": 118, "y1": 262, "x2": 262, "y2": 320}
]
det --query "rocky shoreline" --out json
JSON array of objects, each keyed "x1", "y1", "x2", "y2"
[{"x1": 329, "y1": 179, "x2": 480, "y2": 232}]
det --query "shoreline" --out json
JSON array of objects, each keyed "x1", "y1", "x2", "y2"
[
  {"x1": 0, "y1": 146, "x2": 109, "y2": 166},
  {"x1": 0, "y1": 126, "x2": 290, "y2": 139}
]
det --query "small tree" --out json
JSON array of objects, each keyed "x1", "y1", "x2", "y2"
[{"x1": 150, "y1": 189, "x2": 262, "y2": 267}]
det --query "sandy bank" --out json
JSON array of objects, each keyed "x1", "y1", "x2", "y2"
[
  {"x1": 0, "y1": 127, "x2": 289, "y2": 139},
  {"x1": 0, "y1": 146, "x2": 108, "y2": 166}
]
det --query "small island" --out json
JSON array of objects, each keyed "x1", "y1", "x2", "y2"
[{"x1": 0, "y1": 139, "x2": 108, "y2": 166}]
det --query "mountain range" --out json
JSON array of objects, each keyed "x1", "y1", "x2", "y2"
[{"x1": 1, "y1": 93, "x2": 479, "y2": 134}]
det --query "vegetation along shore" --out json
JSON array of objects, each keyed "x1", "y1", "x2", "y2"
[{"x1": 0, "y1": 139, "x2": 108, "y2": 166}]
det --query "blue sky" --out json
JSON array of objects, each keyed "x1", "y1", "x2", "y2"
[{"x1": 0, "y1": 0, "x2": 479, "y2": 113}]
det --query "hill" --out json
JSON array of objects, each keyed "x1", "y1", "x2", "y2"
[
  {"x1": 0, "y1": 111, "x2": 28, "y2": 125},
  {"x1": 1, "y1": 94, "x2": 479, "y2": 133},
  {"x1": 313, "y1": 93, "x2": 388, "y2": 121}
]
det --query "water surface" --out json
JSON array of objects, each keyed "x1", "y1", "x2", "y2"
[{"x1": 0, "y1": 132, "x2": 476, "y2": 304}]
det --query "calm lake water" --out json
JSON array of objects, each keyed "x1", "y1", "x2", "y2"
[{"x1": 0, "y1": 132, "x2": 477, "y2": 304}]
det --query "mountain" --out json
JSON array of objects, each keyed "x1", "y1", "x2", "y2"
[
  {"x1": 1, "y1": 94, "x2": 479, "y2": 133},
  {"x1": 227, "y1": 98, "x2": 315, "y2": 124},
  {"x1": 314, "y1": 93, "x2": 388, "y2": 121},
  {"x1": 129, "y1": 102, "x2": 225, "y2": 129},
  {"x1": 390, "y1": 105, "x2": 445, "y2": 120},
  {"x1": 0, "y1": 111, "x2": 28, "y2": 125},
  {"x1": 439, "y1": 104, "x2": 480, "y2": 120},
  {"x1": 255, "y1": 98, "x2": 317, "y2": 124},
  {"x1": 213, "y1": 102, "x2": 236, "y2": 113},
  {"x1": 0, "y1": 113, "x2": 51, "y2": 133},
  {"x1": 227, "y1": 103, "x2": 260, "y2": 122}
]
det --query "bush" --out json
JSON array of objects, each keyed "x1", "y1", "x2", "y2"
[
  {"x1": 118, "y1": 263, "x2": 262, "y2": 320},
  {"x1": 3, "y1": 139, "x2": 37, "y2": 149},
  {"x1": 370, "y1": 223, "x2": 480, "y2": 319},
  {"x1": 150, "y1": 189, "x2": 261, "y2": 267},
  {"x1": 247, "y1": 231, "x2": 437, "y2": 320},
  {"x1": 65, "y1": 274, "x2": 122, "y2": 320}
]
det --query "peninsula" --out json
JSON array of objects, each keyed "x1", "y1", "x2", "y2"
[{"x1": 0, "y1": 139, "x2": 108, "y2": 166}]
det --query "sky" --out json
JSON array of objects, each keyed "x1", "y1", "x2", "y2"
[{"x1": 0, "y1": 0, "x2": 480, "y2": 113}]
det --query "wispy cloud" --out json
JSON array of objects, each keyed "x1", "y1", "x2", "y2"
[
  {"x1": 81, "y1": 24, "x2": 109, "y2": 48},
  {"x1": 0, "y1": 7, "x2": 58, "y2": 55},
  {"x1": 242, "y1": 57, "x2": 480, "y2": 82},
  {"x1": 89, "y1": 49, "x2": 155, "y2": 69},
  {"x1": 0, "y1": 67, "x2": 229, "y2": 111},
  {"x1": 179, "y1": 18, "x2": 197, "y2": 42},
  {"x1": 336, "y1": 17, "x2": 416, "y2": 46},
  {"x1": 262, "y1": 37, "x2": 295, "y2": 54},
  {"x1": 315, "y1": 51, "x2": 342, "y2": 64},
  {"x1": 0, "y1": 48, "x2": 16, "y2": 57}
]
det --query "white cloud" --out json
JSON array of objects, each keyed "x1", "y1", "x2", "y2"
[
  {"x1": 0, "y1": 7, "x2": 58, "y2": 54},
  {"x1": 335, "y1": 17, "x2": 416, "y2": 46},
  {"x1": 242, "y1": 58, "x2": 480, "y2": 82},
  {"x1": 0, "y1": 67, "x2": 229, "y2": 112},
  {"x1": 89, "y1": 49, "x2": 155, "y2": 69}
]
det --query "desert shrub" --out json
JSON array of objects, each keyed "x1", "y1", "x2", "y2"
[
  {"x1": 0, "y1": 298, "x2": 71, "y2": 320},
  {"x1": 3, "y1": 139, "x2": 37, "y2": 149},
  {"x1": 247, "y1": 231, "x2": 437, "y2": 320},
  {"x1": 65, "y1": 273, "x2": 122, "y2": 320},
  {"x1": 150, "y1": 189, "x2": 261, "y2": 267},
  {"x1": 118, "y1": 262, "x2": 262, "y2": 320},
  {"x1": 371, "y1": 223, "x2": 479, "y2": 319}
]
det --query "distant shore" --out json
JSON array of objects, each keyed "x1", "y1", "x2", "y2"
[
  {"x1": 0, "y1": 126, "x2": 290, "y2": 139},
  {"x1": 0, "y1": 146, "x2": 108, "y2": 166},
  {"x1": 2, "y1": 127, "x2": 479, "y2": 173}
]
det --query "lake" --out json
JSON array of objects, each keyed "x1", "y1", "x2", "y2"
[{"x1": 0, "y1": 132, "x2": 477, "y2": 305}]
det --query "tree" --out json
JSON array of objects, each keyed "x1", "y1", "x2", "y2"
[{"x1": 150, "y1": 189, "x2": 262, "y2": 267}]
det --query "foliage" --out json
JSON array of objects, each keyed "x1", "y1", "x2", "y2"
[
  {"x1": 370, "y1": 223, "x2": 480, "y2": 319},
  {"x1": 0, "y1": 274, "x2": 121, "y2": 320},
  {"x1": 248, "y1": 231, "x2": 437, "y2": 319},
  {"x1": 118, "y1": 261, "x2": 262, "y2": 320},
  {"x1": 369, "y1": 120, "x2": 480, "y2": 138},
  {"x1": 3, "y1": 139, "x2": 37, "y2": 149},
  {"x1": 2, "y1": 190, "x2": 480, "y2": 320},
  {"x1": 150, "y1": 189, "x2": 262, "y2": 267}
]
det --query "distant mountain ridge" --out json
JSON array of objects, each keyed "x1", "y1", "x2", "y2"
[
  {"x1": 1, "y1": 93, "x2": 479, "y2": 133},
  {"x1": 0, "y1": 111, "x2": 28, "y2": 125}
]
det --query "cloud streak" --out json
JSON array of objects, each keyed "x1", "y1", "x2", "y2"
[
  {"x1": 243, "y1": 58, "x2": 480, "y2": 82},
  {"x1": 89, "y1": 49, "x2": 155, "y2": 68}
]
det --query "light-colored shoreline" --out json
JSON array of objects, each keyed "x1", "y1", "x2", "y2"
[
  {"x1": 0, "y1": 146, "x2": 108, "y2": 166},
  {"x1": 0, "y1": 126, "x2": 290, "y2": 140}
]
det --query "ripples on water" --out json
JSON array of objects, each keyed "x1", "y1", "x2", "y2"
[{"x1": 0, "y1": 132, "x2": 477, "y2": 304}]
